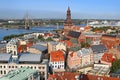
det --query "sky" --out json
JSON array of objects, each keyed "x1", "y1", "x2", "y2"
[{"x1": 0, "y1": 0, "x2": 120, "y2": 19}]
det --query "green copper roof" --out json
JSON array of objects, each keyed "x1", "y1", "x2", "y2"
[{"x1": 0, "y1": 67, "x2": 38, "y2": 80}]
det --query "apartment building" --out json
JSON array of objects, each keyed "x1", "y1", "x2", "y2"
[{"x1": 0, "y1": 53, "x2": 48, "y2": 80}]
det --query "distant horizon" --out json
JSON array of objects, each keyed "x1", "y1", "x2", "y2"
[
  {"x1": 0, "y1": 0, "x2": 120, "y2": 19},
  {"x1": 0, "y1": 18, "x2": 120, "y2": 20}
]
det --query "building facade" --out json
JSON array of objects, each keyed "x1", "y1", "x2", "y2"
[
  {"x1": 48, "y1": 42, "x2": 66, "y2": 53},
  {"x1": 85, "y1": 33, "x2": 102, "y2": 45},
  {"x1": 67, "y1": 48, "x2": 94, "y2": 69},
  {"x1": 49, "y1": 50, "x2": 65, "y2": 72},
  {"x1": 0, "y1": 53, "x2": 48, "y2": 80},
  {"x1": 91, "y1": 44, "x2": 108, "y2": 63},
  {"x1": 6, "y1": 39, "x2": 18, "y2": 59}
]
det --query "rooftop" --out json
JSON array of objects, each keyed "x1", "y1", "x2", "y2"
[
  {"x1": 30, "y1": 44, "x2": 47, "y2": 52},
  {"x1": 50, "y1": 41, "x2": 59, "y2": 45},
  {"x1": 7, "y1": 38, "x2": 18, "y2": 45},
  {"x1": 68, "y1": 31, "x2": 81, "y2": 38},
  {"x1": 0, "y1": 43, "x2": 6, "y2": 48},
  {"x1": 101, "y1": 52, "x2": 115, "y2": 63},
  {"x1": 79, "y1": 74, "x2": 120, "y2": 80},
  {"x1": 50, "y1": 50, "x2": 64, "y2": 62},
  {"x1": 48, "y1": 72, "x2": 79, "y2": 80},
  {"x1": 102, "y1": 34, "x2": 120, "y2": 38},
  {"x1": 91, "y1": 44, "x2": 108, "y2": 54},
  {"x1": 69, "y1": 46, "x2": 80, "y2": 51},
  {"x1": 19, "y1": 53, "x2": 42, "y2": 63},
  {"x1": 0, "y1": 67, "x2": 38, "y2": 80},
  {"x1": 0, "y1": 53, "x2": 11, "y2": 62},
  {"x1": 77, "y1": 48, "x2": 93, "y2": 56}
]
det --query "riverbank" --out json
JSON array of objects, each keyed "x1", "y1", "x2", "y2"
[{"x1": 0, "y1": 26, "x2": 63, "y2": 40}]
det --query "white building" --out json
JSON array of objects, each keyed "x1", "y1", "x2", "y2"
[
  {"x1": 32, "y1": 32, "x2": 44, "y2": 38},
  {"x1": 6, "y1": 39, "x2": 18, "y2": 59},
  {"x1": 49, "y1": 50, "x2": 65, "y2": 72},
  {"x1": 0, "y1": 53, "x2": 48, "y2": 80},
  {"x1": 48, "y1": 42, "x2": 66, "y2": 53}
]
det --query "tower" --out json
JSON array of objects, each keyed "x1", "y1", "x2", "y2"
[
  {"x1": 64, "y1": 7, "x2": 73, "y2": 29},
  {"x1": 25, "y1": 12, "x2": 30, "y2": 30}
]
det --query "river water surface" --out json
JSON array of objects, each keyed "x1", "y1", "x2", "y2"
[{"x1": 0, "y1": 26, "x2": 63, "y2": 40}]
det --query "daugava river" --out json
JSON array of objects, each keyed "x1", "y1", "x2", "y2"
[{"x1": 0, "y1": 26, "x2": 63, "y2": 40}]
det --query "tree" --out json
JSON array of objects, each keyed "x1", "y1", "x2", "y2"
[
  {"x1": 38, "y1": 35, "x2": 45, "y2": 41},
  {"x1": 81, "y1": 42, "x2": 86, "y2": 48},
  {"x1": 110, "y1": 59, "x2": 120, "y2": 73},
  {"x1": 46, "y1": 37, "x2": 54, "y2": 41},
  {"x1": 81, "y1": 42, "x2": 90, "y2": 48}
]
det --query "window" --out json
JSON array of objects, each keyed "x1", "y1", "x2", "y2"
[
  {"x1": 0, "y1": 71, "x2": 2, "y2": 74},
  {"x1": 31, "y1": 66, "x2": 33, "y2": 69},
  {"x1": 42, "y1": 67, "x2": 45, "y2": 69},
  {"x1": 34, "y1": 66, "x2": 36, "y2": 69},
  {"x1": 14, "y1": 51, "x2": 16, "y2": 55},
  {"x1": 4, "y1": 66, "x2": 6, "y2": 68},
  {"x1": 38, "y1": 67, "x2": 41, "y2": 69},
  {"x1": 9, "y1": 66, "x2": 11, "y2": 68},
  {"x1": 41, "y1": 72, "x2": 45, "y2": 75},
  {"x1": 15, "y1": 66, "x2": 17, "y2": 68},
  {"x1": 12, "y1": 66, "x2": 14, "y2": 68},
  {"x1": 4, "y1": 71, "x2": 6, "y2": 74}
]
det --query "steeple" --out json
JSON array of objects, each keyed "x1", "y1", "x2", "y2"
[
  {"x1": 64, "y1": 6, "x2": 73, "y2": 27},
  {"x1": 68, "y1": 6, "x2": 70, "y2": 11}
]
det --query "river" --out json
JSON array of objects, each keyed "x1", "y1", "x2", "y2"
[{"x1": 0, "y1": 26, "x2": 63, "y2": 40}]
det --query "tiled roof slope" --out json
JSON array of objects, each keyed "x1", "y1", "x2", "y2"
[
  {"x1": 50, "y1": 50, "x2": 64, "y2": 62},
  {"x1": 68, "y1": 31, "x2": 81, "y2": 38}
]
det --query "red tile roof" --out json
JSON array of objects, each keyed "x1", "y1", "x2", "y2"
[
  {"x1": 44, "y1": 33, "x2": 53, "y2": 37},
  {"x1": 101, "y1": 52, "x2": 115, "y2": 63},
  {"x1": 70, "y1": 52, "x2": 74, "y2": 57},
  {"x1": 48, "y1": 72, "x2": 79, "y2": 80},
  {"x1": 50, "y1": 50, "x2": 65, "y2": 62},
  {"x1": 95, "y1": 30, "x2": 102, "y2": 33},
  {"x1": 85, "y1": 26, "x2": 91, "y2": 30},
  {"x1": 18, "y1": 45, "x2": 27, "y2": 53},
  {"x1": 80, "y1": 74, "x2": 120, "y2": 80},
  {"x1": 65, "y1": 40, "x2": 72, "y2": 47},
  {"x1": 27, "y1": 42, "x2": 33, "y2": 47},
  {"x1": 48, "y1": 73, "x2": 120, "y2": 80}
]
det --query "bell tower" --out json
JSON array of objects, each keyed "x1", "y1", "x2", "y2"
[{"x1": 64, "y1": 7, "x2": 73, "y2": 29}]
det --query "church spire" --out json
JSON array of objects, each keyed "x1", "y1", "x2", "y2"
[
  {"x1": 64, "y1": 6, "x2": 73, "y2": 27},
  {"x1": 68, "y1": 6, "x2": 70, "y2": 11}
]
